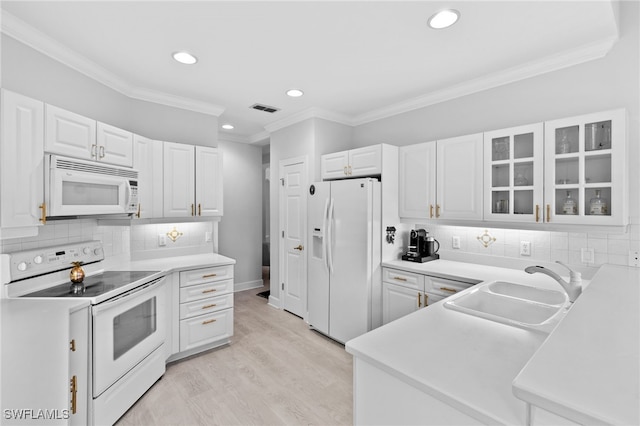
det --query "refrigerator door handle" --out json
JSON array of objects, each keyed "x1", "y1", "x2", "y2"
[
  {"x1": 322, "y1": 197, "x2": 330, "y2": 272},
  {"x1": 327, "y1": 197, "x2": 335, "y2": 275}
]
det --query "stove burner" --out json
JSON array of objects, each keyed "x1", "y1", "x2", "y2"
[{"x1": 70, "y1": 282, "x2": 85, "y2": 294}]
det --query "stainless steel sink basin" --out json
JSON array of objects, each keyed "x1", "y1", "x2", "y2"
[{"x1": 443, "y1": 281, "x2": 569, "y2": 333}]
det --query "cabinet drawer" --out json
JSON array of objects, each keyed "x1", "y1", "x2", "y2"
[
  {"x1": 179, "y1": 265, "x2": 234, "y2": 287},
  {"x1": 382, "y1": 268, "x2": 424, "y2": 290},
  {"x1": 179, "y1": 279, "x2": 233, "y2": 303},
  {"x1": 179, "y1": 293, "x2": 233, "y2": 319},
  {"x1": 179, "y1": 308, "x2": 233, "y2": 352},
  {"x1": 425, "y1": 276, "x2": 476, "y2": 297}
]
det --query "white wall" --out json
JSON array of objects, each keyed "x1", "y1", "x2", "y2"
[
  {"x1": 1, "y1": 35, "x2": 218, "y2": 147},
  {"x1": 218, "y1": 140, "x2": 263, "y2": 290}
]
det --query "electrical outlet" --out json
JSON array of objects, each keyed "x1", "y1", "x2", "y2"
[
  {"x1": 629, "y1": 250, "x2": 640, "y2": 267},
  {"x1": 205, "y1": 231, "x2": 212, "y2": 242},
  {"x1": 520, "y1": 241, "x2": 531, "y2": 256},
  {"x1": 581, "y1": 248, "x2": 595, "y2": 264},
  {"x1": 452, "y1": 236, "x2": 461, "y2": 249},
  {"x1": 158, "y1": 234, "x2": 166, "y2": 247}
]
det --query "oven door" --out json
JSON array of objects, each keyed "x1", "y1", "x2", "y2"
[{"x1": 92, "y1": 277, "x2": 166, "y2": 397}]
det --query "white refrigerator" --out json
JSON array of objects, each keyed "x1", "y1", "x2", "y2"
[{"x1": 307, "y1": 178, "x2": 381, "y2": 344}]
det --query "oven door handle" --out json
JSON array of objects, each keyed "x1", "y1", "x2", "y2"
[{"x1": 92, "y1": 276, "x2": 165, "y2": 314}]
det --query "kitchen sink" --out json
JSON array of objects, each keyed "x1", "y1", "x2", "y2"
[{"x1": 443, "y1": 281, "x2": 569, "y2": 333}]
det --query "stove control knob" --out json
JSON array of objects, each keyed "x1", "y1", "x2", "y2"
[
  {"x1": 17, "y1": 262, "x2": 28, "y2": 271},
  {"x1": 33, "y1": 255, "x2": 43, "y2": 264},
  {"x1": 82, "y1": 247, "x2": 91, "y2": 255},
  {"x1": 94, "y1": 248, "x2": 102, "y2": 256}
]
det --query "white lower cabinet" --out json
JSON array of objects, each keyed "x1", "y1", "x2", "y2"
[
  {"x1": 382, "y1": 266, "x2": 478, "y2": 325},
  {"x1": 174, "y1": 265, "x2": 234, "y2": 358}
]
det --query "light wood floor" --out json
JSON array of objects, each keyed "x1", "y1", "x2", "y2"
[{"x1": 117, "y1": 271, "x2": 353, "y2": 425}]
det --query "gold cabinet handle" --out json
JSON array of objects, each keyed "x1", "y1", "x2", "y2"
[
  {"x1": 99, "y1": 145, "x2": 105, "y2": 158},
  {"x1": 91, "y1": 144, "x2": 98, "y2": 158},
  {"x1": 198, "y1": 203, "x2": 202, "y2": 216},
  {"x1": 546, "y1": 204, "x2": 551, "y2": 222},
  {"x1": 136, "y1": 203, "x2": 141, "y2": 218},
  {"x1": 39, "y1": 203, "x2": 47, "y2": 224},
  {"x1": 70, "y1": 376, "x2": 77, "y2": 414},
  {"x1": 294, "y1": 244, "x2": 304, "y2": 251},
  {"x1": 202, "y1": 288, "x2": 217, "y2": 294},
  {"x1": 202, "y1": 273, "x2": 217, "y2": 278},
  {"x1": 202, "y1": 319, "x2": 217, "y2": 325},
  {"x1": 535, "y1": 204, "x2": 540, "y2": 223},
  {"x1": 191, "y1": 203, "x2": 195, "y2": 216},
  {"x1": 430, "y1": 204, "x2": 434, "y2": 219},
  {"x1": 70, "y1": 339, "x2": 76, "y2": 352},
  {"x1": 393, "y1": 276, "x2": 407, "y2": 282},
  {"x1": 418, "y1": 293, "x2": 422, "y2": 308},
  {"x1": 436, "y1": 204, "x2": 441, "y2": 218},
  {"x1": 348, "y1": 165, "x2": 352, "y2": 175},
  {"x1": 202, "y1": 304, "x2": 217, "y2": 309},
  {"x1": 440, "y1": 287, "x2": 457, "y2": 293},
  {"x1": 425, "y1": 293, "x2": 429, "y2": 306},
  {"x1": 344, "y1": 166, "x2": 348, "y2": 175}
]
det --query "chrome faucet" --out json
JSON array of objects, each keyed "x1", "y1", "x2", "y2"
[{"x1": 525, "y1": 261, "x2": 582, "y2": 302}]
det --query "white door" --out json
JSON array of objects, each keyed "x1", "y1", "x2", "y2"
[
  {"x1": 280, "y1": 159, "x2": 307, "y2": 317},
  {"x1": 133, "y1": 135, "x2": 163, "y2": 219},
  {"x1": 163, "y1": 141, "x2": 195, "y2": 217},
  {"x1": 0, "y1": 90, "x2": 45, "y2": 230},
  {"x1": 436, "y1": 133, "x2": 484, "y2": 220},
  {"x1": 195, "y1": 146, "x2": 223, "y2": 216},
  {"x1": 399, "y1": 141, "x2": 436, "y2": 219},
  {"x1": 96, "y1": 122, "x2": 133, "y2": 167},
  {"x1": 45, "y1": 104, "x2": 96, "y2": 160},
  {"x1": 382, "y1": 282, "x2": 421, "y2": 325}
]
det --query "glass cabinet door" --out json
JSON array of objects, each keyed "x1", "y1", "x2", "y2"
[
  {"x1": 484, "y1": 123, "x2": 544, "y2": 223},
  {"x1": 544, "y1": 108, "x2": 626, "y2": 226}
]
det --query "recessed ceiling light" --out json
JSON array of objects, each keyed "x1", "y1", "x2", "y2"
[
  {"x1": 428, "y1": 9, "x2": 460, "y2": 29},
  {"x1": 172, "y1": 51, "x2": 198, "y2": 65},
  {"x1": 221, "y1": 124, "x2": 234, "y2": 130},
  {"x1": 286, "y1": 89, "x2": 304, "y2": 98}
]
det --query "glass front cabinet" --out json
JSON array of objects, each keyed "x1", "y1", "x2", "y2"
[
  {"x1": 544, "y1": 109, "x2": 627, "y2": 226},
  {"x1": 484, "y1": 123, "x2": 544, "y2": 223}
]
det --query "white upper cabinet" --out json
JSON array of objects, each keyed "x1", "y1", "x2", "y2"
[
  {"x1": 543, "y1": 109, "x2": 627, "y2": 226},
  {"x1": 163, "y1": 142, "x2": 195, "y2": 217},
  {"x1": 195, "y1": 146, "x2": 223, "y2": 217},
  {"x1": 163, "y1": 142, "x2": 223, "y2": 218},
  {"x1": 0, "y1": 90, "x2": 45, "y2": 238},
  {"x1": 321, "y1": 145, "x2": 382, "y2": 180},
  {"x1": 399, "y1": 142, "x2": 436, "y2": 219},
  {"x1": 45, "y1": 104, "x2": 133, "y2": 166},
  {"x1": 484, "y1": 123, "x2": 544, "y2": 223},
  {"x1": 436, "y1": 133, "x2": 484, "y2": 221},
  {"x1": 133, "y1": 135, "x2": 163, "y2": 219},
  {"x1": 96, "y1": 122, "x2": 133, "y2": 167}
]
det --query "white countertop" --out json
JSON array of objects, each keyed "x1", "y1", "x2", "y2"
[
  {"x1": 347, "y1": 259, "x2": 635, "y2": 424},
  {"x1": 513, "y1": 264, "x2": 640, "y2": 425}
]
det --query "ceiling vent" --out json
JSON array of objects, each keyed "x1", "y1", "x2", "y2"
[{"x1": 250, "y1": 103, "x2": 280, "y2": 113}]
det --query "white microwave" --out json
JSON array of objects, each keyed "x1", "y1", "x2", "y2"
[{"x1": 45, "y1": 154, "x2": 139, "y2": 217}]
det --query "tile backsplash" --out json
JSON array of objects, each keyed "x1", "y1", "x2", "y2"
[{"x1": 420, "y1": 223, "x2": 640, "y2": 276}]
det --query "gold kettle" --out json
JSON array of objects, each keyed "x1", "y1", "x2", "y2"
[{"x1": 70, "y1": 261, "x2": 85, "y2": 283}]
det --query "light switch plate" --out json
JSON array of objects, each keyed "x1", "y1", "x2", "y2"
[
  {"x1": 158, "y1": 234, "x2": 167, "y2": 247},
  {"x1": 629, "y1": 250, "x2": 640, "y2": 267},
  {"x1": 581, "y1": 248, "x2": 594, "y2": 264},
  {"x1": 520, "y1": 241, "x2": 531, "y2": 256},
  {"x1": 452, "y1": 236, "x2": 461, "y2": 249}
]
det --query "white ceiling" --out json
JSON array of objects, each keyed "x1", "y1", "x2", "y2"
[{"x1": 1, "y1": 1, "x2": 619, "y2": 144}]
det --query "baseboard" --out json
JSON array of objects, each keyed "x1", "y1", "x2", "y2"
[
  {"x1": 268, "y1": 295, "x2": 281, "y2": 309},
  {"x1": 234, "y1": 279, "x2": 264, "y2": 292}
]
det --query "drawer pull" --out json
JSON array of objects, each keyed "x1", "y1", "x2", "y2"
[
  {"x1": 202, "y1": 273, "x2": 217, "y2": 278},
  {"x1": 202, "y1": 319, "x2": 217, "y2": 325},
  {"x1": 202, "y1": 304, "x2": 217, "y2": 309},
  {"x1": 393, "y1": 276, "x2": 407, "y2": 282},
  {"x1": 202, "y1": 289, "x2": 217, "y2": 294},
  {"x1": 418, "y1": 293, "x2": 422, "y2": 308},
  {"x1": 425, "y1": 293, "x2": 429, "y2": 306},
  {"x1": 439, "y1": 287, "x2": 457, "y2": 293}
]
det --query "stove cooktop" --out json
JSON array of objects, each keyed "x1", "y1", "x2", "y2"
[{"x1": 24, "y1": 271, "x2": 159, "y2": 299}]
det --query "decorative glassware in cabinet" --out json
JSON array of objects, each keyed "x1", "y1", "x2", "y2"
[
  {"x1": 585, "y1": 120, "x2": 611, "y2": 151},
  {"x1": 492, "y1": 191, "x2": 509, "y2": 214},
  {"x1": 587, "y1": 188, "x2": 610, "y2": 216},
  {"x1": 557, "y1": 189, "x2": 578, "y2": 215},
  {"x1": 555, "y1": 126, "x2": 579, "y2": 154},
  {"x1": 492, "y1": 137, "x2": 510, "y2": 161}
]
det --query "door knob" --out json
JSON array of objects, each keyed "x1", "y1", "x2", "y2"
[{"x1": 294, "y1": 245, "x2": 304, "y2": 251}]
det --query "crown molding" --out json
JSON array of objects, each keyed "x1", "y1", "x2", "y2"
[
  {"x1": 1, "y1": 11, "x2": 225, "y2": 117},
  {"x1": 352, "y1": 36, "x2": 618, "y2": 126},
  {"x1": 263, "y1": 107, "x2": 354, "y2": 134}
]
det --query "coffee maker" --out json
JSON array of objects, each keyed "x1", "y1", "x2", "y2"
[{"x1": 402, "y1": 228, "x2": 440, "y2": 263}]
